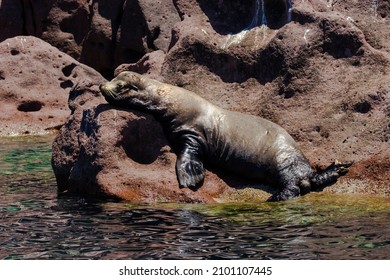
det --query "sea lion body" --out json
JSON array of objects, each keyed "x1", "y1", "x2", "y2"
[{"x1": 100, "y1": 71, "x2": 352, "y2": 201}]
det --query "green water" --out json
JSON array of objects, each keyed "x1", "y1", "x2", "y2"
[
  {"x1": 0, "y1": 136, "x2": 53, "y2": 178},
  {"x1": 0, "y1": 136, "x2": 389, "y2": 259}
]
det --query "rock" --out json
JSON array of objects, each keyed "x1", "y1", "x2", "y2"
[
  {"x1": 114, "y1": 0, "x2": 181, "y2": 60},
  {"x1": 51, "y1": 83, "x2": 271, "y2": 203},
  {"x1": 161, "y1": 0, "x2": 390, "y2": 196},
  {"x1": 78, "y1": 0, "x2": 125, "y2": 77},
  {"x1": 54, "y1": 0, "x2": 181, "y2": 76},
  {"x1": 0, "y1": 36, "x2": 105, "y2": 136},
  {"x1": 114, "y1": 50, "x2": 166, "y2": 79},
  {"x1": 20, "y1": 0, "x2": 56, "y2": 37},
  {"x1": 52, "y1": 0, "x2": 390, "y2": 200},
  {"x1": 40, "y1": 0, "x2": 90, "y2": 60},
  {"x1": 1, "y1": 1, "x2": 388, "y2": 200},
  {"x1": 0, "y1": 0, "x2": 180, "y2": 77},
  {"x1": 0, "y1": 0, "x2": 90, "y2": 58}
]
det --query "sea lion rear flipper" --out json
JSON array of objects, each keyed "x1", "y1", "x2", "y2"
[
  {"x1": 175, "y1": 136, "x2": 205, "y2": 190},
  {"x1": 311, "y1": 160, "x2": 353, "y2": 191}
]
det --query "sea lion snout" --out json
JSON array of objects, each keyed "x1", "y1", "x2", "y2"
[
  {"x1": 99, "y1": 81, "x2": 124, "y2": 99},
  {"x1": 99, "y1": 78, "x2": 141, "y2": 100},
  {"x1": 99, "y1": 82, "x2": 107, "y2": 92},
  {"x1": 99, "y1": 82, "x2": 115, "y2": 99}
]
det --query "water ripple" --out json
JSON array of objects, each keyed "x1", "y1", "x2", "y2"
[{"x1": 1, "y1": 136, "x2": 389, "y2": 259}]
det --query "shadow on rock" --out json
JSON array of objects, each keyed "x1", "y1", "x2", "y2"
[
  {"x1": 95, "y1": 104, "x2": 167, "y2": 165},
  {"x1": 197, "y1": 0, "x2": 291, "y2": 35}
]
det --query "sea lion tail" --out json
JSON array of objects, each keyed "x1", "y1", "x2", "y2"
[{"x1": 310, "y1": 161, "x2": 353, "y2": 191}]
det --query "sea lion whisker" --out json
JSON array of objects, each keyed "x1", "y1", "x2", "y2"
[{"x1": 105, "y1": 88, "x2": 116, "y2": 99}]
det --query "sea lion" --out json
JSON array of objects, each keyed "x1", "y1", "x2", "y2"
[{"x1": 99, "y1": 71, "x2": 352, "y2": 201}]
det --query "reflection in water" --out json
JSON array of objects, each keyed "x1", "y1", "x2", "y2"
[{"x1": 1, "y1": 137, "x2": 389, "y2": 259}]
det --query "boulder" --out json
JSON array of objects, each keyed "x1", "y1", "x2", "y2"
[
  {"x1": 0, "y1": 0, "x2": 180, "y2": 77},
  {"x1": 51, "y1": 83, "x2": 272, "y2": 203},
  {"x1": 114, "y1": 50, "x2": 166, "y2": 79},
  {"x1": 0, "y1": 36, "x2": 104, "y2": 136}
]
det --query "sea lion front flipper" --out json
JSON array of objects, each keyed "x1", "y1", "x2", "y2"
[
  {"x1": 175, "y1": 136, "x2": 205, "y2": 190},
  {"x1": 176, "y1": 153, "x2": 205, "y2": 190}
]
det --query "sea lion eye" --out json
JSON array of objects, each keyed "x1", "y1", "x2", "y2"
[
  {"x1": 129, "y1": 84, "x2": 139, "y2": 91},
  {"x1": 115, "y1": 81, "x2": 126, "y2": 91}
]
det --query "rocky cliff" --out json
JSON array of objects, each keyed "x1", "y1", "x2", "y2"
[{"x1": 1, "y1": 0, "x2": 389, "y2": 201}]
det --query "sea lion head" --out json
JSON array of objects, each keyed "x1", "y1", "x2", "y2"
[{"x1": 99, "y1": 71, "x2": 147, "y2": 103}]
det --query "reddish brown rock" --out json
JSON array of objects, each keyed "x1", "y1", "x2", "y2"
[
  {"x1": 114, "y1": 0, "x2": 180, "y2": 60},
  {"x1": 160, "y1": 0, "x2": 390, "y2": 197},
  {"x1": 0, "y1": 36, "x2": 104, "y2": 136},
  {"x1": 114, "y1": 50, "x2": 166, "y2": 79},
  {"x1": 52, "y1": 83, "x2": 272, "y2": 203},
  {"x1": 0, "y1": 0, "x2": 181, "y2": 77},
  {"x1": 2, "y1": 0, "x2": 389, "y2": 200},
  {"x1": 40, "y1": 0, "x2": 90, "y2": 59},
  {"x1": 66, "y1": 0, "x2": 180, "y2": 76},
  {"x1": 53, "y1": 0, "x2": 389, "y2": 201}
]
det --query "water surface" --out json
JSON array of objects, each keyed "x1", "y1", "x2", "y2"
[{"x1": 0, "y1": 136, "x2": 389, "y2": 259}]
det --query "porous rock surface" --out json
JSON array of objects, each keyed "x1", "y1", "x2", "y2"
[
  {"x1": 0, "y1": 36, "x2": 104, "y2": 136},
  {"x1": 160, "y1": 0, "x2": 390, "y2": 197},
  {"x1": 1, "y1": 0, "x2": 389, "y2": 201},
  {"x1": 0, "y1": 0, "x2": 181, "y2": 77}
]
